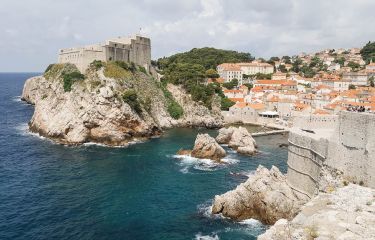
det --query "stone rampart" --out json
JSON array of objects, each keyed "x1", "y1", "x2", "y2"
[
  {"x1": 293, "y1": 114, "x2": 338, "y2": 130},
  {"x1": 287, "y1": 111, "x2": 375, "y2": 198}
]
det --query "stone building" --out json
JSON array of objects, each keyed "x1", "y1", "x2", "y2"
[{"x1": 58, "y1": 34, "x2": 151, "y2": 73}]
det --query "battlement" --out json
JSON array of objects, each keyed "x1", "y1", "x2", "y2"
[{"x1": 58, "y1": 34, "x2": 151, "y2": 73}]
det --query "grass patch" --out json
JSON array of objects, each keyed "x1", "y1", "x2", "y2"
[
  {"x1": 104, "y1": 62, "x2": 132, "y2": 80},
  {"x1": 44, "y1": 64, "x2": 65, "y2": 80}
]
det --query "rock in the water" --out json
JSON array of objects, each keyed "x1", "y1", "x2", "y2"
[
  {"x1": 211, "y1": 165, "x2": 308, "y2": 224},
  {"x1": 216, "y1": 127, "x2": 235, "y2": 144},
  {"x1": 176, "y1": 149, "x2": 191, "y2": 156},
  {"x1": 258, "y1": 184, "x2": 375, "y2": 240},
  {"x1": 216, "y1": 127, "x2": 257, "y2": 155},
  {"x1": 191, "y1": 134, "x2": 226, "y2": 161}
]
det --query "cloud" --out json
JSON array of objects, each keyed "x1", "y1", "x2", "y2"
[{"x1": 0, "y1": 0, "x2": 374, "y2": 71}]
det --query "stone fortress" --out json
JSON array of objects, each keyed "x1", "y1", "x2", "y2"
[
  {"x1": 58, "y1": 34, "x2": 151, "y2": 73},
  {"x1": 287, "y1": 111, "x2": 375, "y2": 198}
]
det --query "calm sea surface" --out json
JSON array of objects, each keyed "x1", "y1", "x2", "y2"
[{"x1": 0, "y1": 73, "x2": 288, "y2": 240}]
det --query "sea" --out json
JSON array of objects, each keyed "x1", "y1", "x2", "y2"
[{"x1": 0, "y1": 73, "x2": 288, "y2": 240}]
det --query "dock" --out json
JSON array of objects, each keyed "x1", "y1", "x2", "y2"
[{"x1": 251, "y1": 129, "x2": 289, "y2": 137}]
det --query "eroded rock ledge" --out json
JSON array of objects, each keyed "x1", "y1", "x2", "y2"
[
  {"x1": 258, "y1": 184, "x2": 375, "y2": 240},
  {"x1": 212, "y1": 165, "x2": 309, "y2": 224}
]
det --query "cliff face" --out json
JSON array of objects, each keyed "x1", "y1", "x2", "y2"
[
  {"x1": 211, "y1": 166, "x2": 309, "y2": 224},
  {"x1": 21, "y1": 63, "x2": 223, "y2": 145},
  {"x1": 258, "y1": 184, "x2": 375, "y2": 240}
]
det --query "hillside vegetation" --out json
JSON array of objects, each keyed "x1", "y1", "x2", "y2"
[
  {"x1": 157, "y1": 47, "x2": 253, "y2": 70},
  {"x1": 157, "y1": 47, "x2": 253, "y2": 110},
  {"x1": 361, "y1": 41, "x2": 375, "y2": 63}
]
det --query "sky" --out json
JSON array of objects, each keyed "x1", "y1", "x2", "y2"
[{"x1": 1, "y1": 0, "x2": 375, "y2": 72}]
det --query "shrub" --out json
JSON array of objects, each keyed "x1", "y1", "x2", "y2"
[
  {"x1": 144, "y1": 97, "x2": 152, "y2": 112},
  {"x1": 90, "y1": 60, "x2": 104, "y2": 70},
  {"x1": 45, "y1": 64, "x2": 55, "y2": 73},
  {"x1": 122, "y1": 89, "x2": 142, "y2": 114},
  {"x1": 222, "y1": 79, "x2": 238, "y2": 89},
  {"x1": 114, "y1": 61, "x2": 129, "y2": 70},
  {"x1": 138, "y1": 66, "x2": 148, "y2": 75},
  {"x1": 221, "y1": 97, "x2": 235, "y2": 111},
  {"x1": 129, "y1": 62, "x2": 137, "y2": 72},
  {"x1": 160, "y1": 83, "x2": 184, "y2": 119},
  {"x1": 63, "y1": 72, "x2": 84, "y2": 92},
  {"x1": 168, "y1": 101, "x2": 184, "y2": 119}
]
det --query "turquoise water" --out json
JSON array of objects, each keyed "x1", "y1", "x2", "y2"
[{"x1": 0, "y1": 73, "x2": 288, "y2": 240}]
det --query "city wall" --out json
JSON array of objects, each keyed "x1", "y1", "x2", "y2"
[
  {"x1": 287, "y1": 111, "x2": 375, "y2": 198},
  {"x1": 292, "y1": 114, "x2": 338, "y2": 130}
]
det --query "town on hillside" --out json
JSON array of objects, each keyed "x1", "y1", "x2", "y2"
[{"x1": 212, "y1": 44, "x2": 375, "y2": 128}]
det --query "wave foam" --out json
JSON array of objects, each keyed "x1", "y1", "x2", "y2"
[
  {"x1": 239, "y1": 218, "x2": 262, "y2": 226},
  {"x1": 173, "y1": 155, "x2": 219, "y2": 173},
  {"x1": 172, "y1": 153, "x2": 240, "y2": 173},
  {"x1": 195, "y1": 233, "x2": 219, "y2": 240},
  {"x1": 12, "y1": 95, "x2": 22, "y2": 102},
  {"x1": 197, "y1": 201, "x2": 227, "y2": 220}
]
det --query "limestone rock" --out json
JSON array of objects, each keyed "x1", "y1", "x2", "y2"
[
  {"x1": 258, "y1": 184, "x2": 375, "y2": 240},
  {"x1": 176, "y1": 149, "x2": 191, "y2": 156},
  {"x1": 21, "y1": 65, "x2": 223, "y2": 146},
  {"x1": 191, "y1": 134, "x2": 226, "y2": 161},
  {"x1": 211, "y1": 165, "x2": 308, "y2": 224},
  {"x1": 167, "y1": 84, "x2": 223, "y2": 128},
  {"x1": 216, "y1": 127, "x2": 235, "y2": 144},
  {"x1": 216, "y1": 127, "x2": 257, "y2": 155}
]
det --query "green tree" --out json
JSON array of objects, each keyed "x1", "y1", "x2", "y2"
[
  {"x1": 243, "y1": 83, "x2": 253, "y2": 89},
  {"x1": 222, "y1": 79, "x2": 238, "y2": 89},
  {"x1": 369, "y1": 76, "x2": 375, "y2": 87},
  {"x1": 221, "y1": 97, "x2": 235, "y2": 111},
  {"x1": 282, "y1": 56, "x2": 291, "y2": 64},
  {"x1": 157, "y1": 47, "x2": 253, "y2": 70},
  {"x1": 349, "y1": 84, "x2": 356, "y2": 90},
  {"x1": 347, "y1": 61, "x2": 361, "y2": 71},
  {"x1": 360, "y1": 41, "x2": 375, "y2": 63},
  {"x1": 205, "y1": 69, "x2": 220, "y2": 78},
  {"x1": 279, "y1": 64, "x2": 288, "y2": 73},
  {"x1": 292, "y1": 58, "x2": 303, "y2": 73},
  {"x1": 334, "y1": 57, "x2": 346, "y2": 67}
]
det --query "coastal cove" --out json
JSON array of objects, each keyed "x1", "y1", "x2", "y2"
[{"x1": 0, "y1": 73, "x2": 289, "y2": 240}]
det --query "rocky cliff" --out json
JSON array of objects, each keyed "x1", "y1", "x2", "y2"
[
  {"x1": 21, "y1": 63, "x2": 223, "y2": 145},
  {"x1": 258, "y1": 184, "x2": 375, "y2": 240},
  {"x1": 211, "y1": 166, "x2": 309, "y2": 224}
]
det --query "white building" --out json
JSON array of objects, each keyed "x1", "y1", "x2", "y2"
[
  {"x1": 217, "y1": 63, "x2": 243, "y2": 83},
  {"x1": 217, "y1": 61, "x2": 274, "y2": 83},
  {"x1": 342, "y1": 72, "x2": 368, "y2": 86},
  {"x1": 237, "y1": 62, "x2": 274, "y2": 75}
]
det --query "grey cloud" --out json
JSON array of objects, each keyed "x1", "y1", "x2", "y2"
[{"x1": 0, "y1": 0, "x2": 374, "y2": 71}]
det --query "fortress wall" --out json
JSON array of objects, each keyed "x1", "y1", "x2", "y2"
[
  {"x1": 326, "y1": 112, "x2": 375, "y2": 187},
  {"x1": 130, "y1": 36, "x2": 151, "y2": 70},
  {"x1": 293, "y1": 115, "x2": 338, "y2": 130},
  {"x1": 287, "y1": 112, "x2": 375, "y2": 198},
  {"x1": 287, "y1": 131, "x2": 328, "y2": 198},
  {"x1": 58, "y1": 35, "x2": 151, "y2": 73}
]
